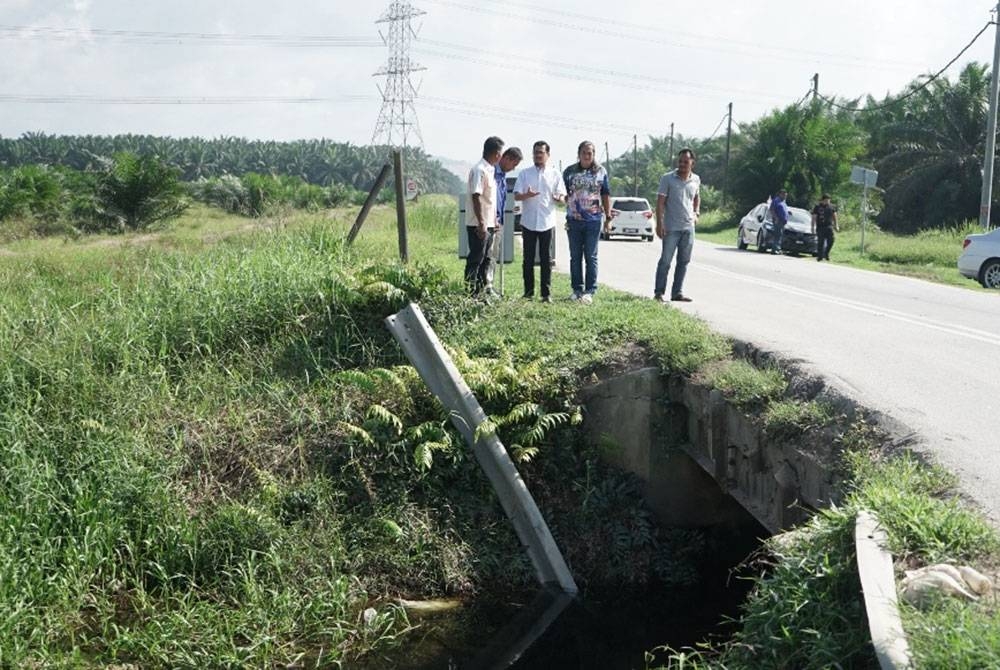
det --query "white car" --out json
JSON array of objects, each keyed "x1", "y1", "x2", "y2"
[
  {"x1": 958, "y1": 227, "x2": 1000, "y2": 288},
  {"x1": 737, "y1": 202, "x2": 818, "y2": 255},
  {"x1": 604, "y1": 196, "x2": 654, "y2": 241}
]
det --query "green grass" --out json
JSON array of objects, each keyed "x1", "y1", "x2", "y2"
[
  {"x1": 702, "y1": 360, "x2": 787, "y2": 407},
  {"x1": 0, "y1": 196, "x2": 737, "y2": 666},
  {"x1": 763, "y1": 399, "x2": 835, "y2": 438},
  {"x1": 695, "y1": 209, "x2": 985, "y2": 289}
]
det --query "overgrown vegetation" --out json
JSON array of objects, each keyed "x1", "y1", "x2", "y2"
[{"x1": 0, "y1": 197, "x2": 736, "y2": 666}]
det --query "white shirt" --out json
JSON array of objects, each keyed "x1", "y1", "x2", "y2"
[
  {"x1": 513, "y1": 164, "x2": 567, "y2": 232},
  {"x1": 466, "y1": 158, "x2": 498, "y2": 228}
]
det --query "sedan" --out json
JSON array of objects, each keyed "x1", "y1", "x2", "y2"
[
  {"x1": 958, "y1": 227, "x2": 1000, "y2": 288},
  {"x1": 603, "y1": 196, "x2": 655, "y2": 241},
  {"x1": 738, "y1": 203, "x2": 818, "y2": 256}
]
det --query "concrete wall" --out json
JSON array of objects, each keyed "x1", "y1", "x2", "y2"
[{"x1": 580, "y1": 367, "x2": 843, "y2": 533}]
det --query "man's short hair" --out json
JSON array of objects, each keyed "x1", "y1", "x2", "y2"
[
  {"x1": 821, "y1": 193, "x2": 831, "y2": 200},
  {"x1": 483, "y1": 136, "x2": 504, "y2": 158},
  {"x1": 533, "y1": 140, "x2": 550, "y2": 154},
  {"x1": 502, "y1": 147, "x2": 523, "y2": 161},
  {"x1": 678, "y1": 148, "x2": 696, "y2": 160},
  {"x1": 778, "y1": 188, "x2": 788, "y2": 195}
]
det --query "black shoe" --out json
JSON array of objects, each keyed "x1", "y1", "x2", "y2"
[
  {"x1": 653, "y1": 293, "x2": 667, "y2": 303},
  {"x1": 522, "y1": 293, "x2": 534, "y2": 300},
  {"x1": 671, "y1": 294, "x2": 693, "y2": 302}
]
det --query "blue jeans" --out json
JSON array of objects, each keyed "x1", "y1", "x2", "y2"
[
  {"x1": 771, "y1": 221, "x2": 785, "y2": 252},
  {"x1": 567, "y1": 219, "x2": 601, "y2": 295},
  {"x1": 654, "y1": 229, "x2": 694, "y2": 298}
]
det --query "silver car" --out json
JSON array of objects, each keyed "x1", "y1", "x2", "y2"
[
  {"x1": 737, "y1": 202, "x2": 818, "y2": 256},
  {"x1": 958, "y1": 227, "x2": 1000, "y2": 288}
]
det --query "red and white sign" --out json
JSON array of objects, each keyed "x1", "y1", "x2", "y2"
[{"x1": 405, "y1": 178, "x2": 419, "y2": 201}]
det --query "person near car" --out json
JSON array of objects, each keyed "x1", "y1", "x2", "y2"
[
  {"x1": 483, "y1": 147, "x2": 523, "y2": 296},
  {"x1": 514, "y1": 140, "x2": 566, "y2": 303},
  {"x1": 653, "y1": 148, "x2": 701, "y2": 303},
  {"x1": 811, "y1": 193, "x2": 839, "y2": 261},
  {"x1": 465, "y1": 136, "x2": 504, "y2": 297},
  {"x1": 563, "y1": 141, "x2": 612, "y2": 304},
  {"x1": 769, "y1": 188, "x2": 790, "y2": 254}
]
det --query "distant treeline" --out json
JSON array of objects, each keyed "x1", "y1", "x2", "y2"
[{"x1": 0, "y1": 133, "x2": 462, "y2": 195}]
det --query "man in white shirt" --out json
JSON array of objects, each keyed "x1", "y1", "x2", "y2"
[
  {"x1": 513, "y1": 140, "x2": 566, "y2": 302},
  {"x1": 465, "y1": 136, "x2": 504, "y2": 296}
]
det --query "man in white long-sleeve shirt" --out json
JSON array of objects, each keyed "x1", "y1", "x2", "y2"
[{"x1": 513, "y1": 140, "x2": 566, "y2": 302}]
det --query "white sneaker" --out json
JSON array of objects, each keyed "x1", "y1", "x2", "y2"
[{"x1": 580, "y1": 294, "x2": 593, "y2": 305}]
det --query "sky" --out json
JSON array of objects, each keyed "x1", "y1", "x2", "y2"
[{"x1": 0, "y1": 0, "x2": 997, "y2": 173}]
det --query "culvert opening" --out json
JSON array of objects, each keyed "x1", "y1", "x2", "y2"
[{"x1": 361, "y1": 364, "x2": 787, "y2": 670}]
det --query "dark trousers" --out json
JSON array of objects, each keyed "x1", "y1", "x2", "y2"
[
  {"x1": 522, "y1": 228, "x2": 553, "y2": 298},
  {"x1": 817, "y1": 227, "x2": 835, "y2": 259},
  {"x1": 465, "y1": 226, "x2": 495, "y2": 295}
]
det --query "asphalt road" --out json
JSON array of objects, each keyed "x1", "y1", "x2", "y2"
[{"x1": 552, "y1": 231, "x2": 1000, "y2": 524}]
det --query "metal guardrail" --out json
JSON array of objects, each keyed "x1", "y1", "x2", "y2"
[{"x1": 385, "y1": 302, "x2": 578, "y2": 594}]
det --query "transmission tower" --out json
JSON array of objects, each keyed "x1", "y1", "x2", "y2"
[{"x1": 371, "y1": 2, "x2": 426, "y2": 149}]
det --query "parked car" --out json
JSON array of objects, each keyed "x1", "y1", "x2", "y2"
[
  {"x1": 737, "y1": 202, "x2": 818, "y2": 255},
  {"x1": 958, "y1": 227, "x2": 1000, "y2": 288},
  {"x1": 603, "y1": 196, "x2": 655, "y2": 241}
]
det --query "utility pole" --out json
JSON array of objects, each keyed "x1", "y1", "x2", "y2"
[
  {"x1": 604, "y1": 141, "x2": 610, "y2": 169},
  {"x1": 633, "y1": 134, "x2": 638, "y2": 196},
  {"x1": 668, "y1": 122, "x2": 675, "y2": 158},
  {"x1": 372, "y1": 1, "x2": 426, "y2": 150},
  {"x1": 723, "y1": 102, "x2": 733, "y2": 206},
  {"x1": 812, "y1": 73, "x2": 819, "y2": 103},
  {"x1": 980, "y1": 1, "x2": 1000, "y2": 230}
]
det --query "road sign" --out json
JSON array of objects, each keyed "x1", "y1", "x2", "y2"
[
  {"x1": 850, "y1": 165, "x2": 878, "y2": 188},
  {"x1": 405, "y1": 178, "x2": 419, "y2": 201}
]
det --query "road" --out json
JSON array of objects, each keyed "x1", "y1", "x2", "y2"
[{"x1": 552, "y1": 232, "x2": 1000, "y2": 524}]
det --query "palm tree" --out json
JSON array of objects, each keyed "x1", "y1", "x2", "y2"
[{"x1": 870, "y1": 62, "x2": 992, "y2": 232}]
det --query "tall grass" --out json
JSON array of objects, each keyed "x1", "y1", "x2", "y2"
[{"x1": 0, "y1": 197, "x2": 725, "y2": 666}]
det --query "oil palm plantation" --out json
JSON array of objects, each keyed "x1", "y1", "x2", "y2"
[{"x1": 866, "y1": 62, "x2": 993, "y2": 232}]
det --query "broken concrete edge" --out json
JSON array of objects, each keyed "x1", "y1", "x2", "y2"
[
  {"x1": 855, "y1": 510, "x2": 914, "y2": 670},
  {"x1": 384, "y1": 302, "x2": 578, "y2": 595},
  {"x1": 730, "y1": 338, "x2": 998, "y2": 529}
]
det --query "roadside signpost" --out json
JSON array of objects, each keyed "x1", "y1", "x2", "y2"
[
  {"x1": 404, "y1": 177, "x2": 419, "y2": 202},
  {"x1": 850, "y1": 165, "x2": 878, "y2": 256}
]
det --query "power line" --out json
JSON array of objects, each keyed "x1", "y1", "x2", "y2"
[
  {"x1": 0, "y1": 24, "x2": 381, "y2": 47},
  {"x1": 818, "y1": 21, "x2": 994, "y2": 112},
  {"x1": 0, "y1": 93, "x2": 375, "y2": 104},
  {"x1": 419, "y1": 0, "x2": 923, "y2": 72},
  {"x1": 704, "y1": 113, "x2": 731, "y2": 143},
  {"x1": 415, "y1": 40, "x2": 787, "y2": 105}
]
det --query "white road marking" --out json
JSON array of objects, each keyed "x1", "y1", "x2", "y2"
[{"x1": 697, "y1": 263, "x2": 1000, "y2": 348}]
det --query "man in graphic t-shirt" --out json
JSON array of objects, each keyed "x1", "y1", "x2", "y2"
[{"x1": 811, "y1": 193, "x2": 839, "y2": 261}]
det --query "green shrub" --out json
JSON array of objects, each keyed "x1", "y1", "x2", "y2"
[{"x1": 93, "y1": 152, "x2": 188, "y2": 231}]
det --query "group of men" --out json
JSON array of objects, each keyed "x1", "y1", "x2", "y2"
[
  {"x1": 767, "y1": 188, "x2": 840, "y2": 261},
  {"x1": 464, "y1": 136, "x2": 702, "y2": 305}
]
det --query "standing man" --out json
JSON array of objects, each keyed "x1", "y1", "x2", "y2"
[
  {"x1": 465, "y1": 136, "x2": 504, "y2": 297},
  {"x1": 811, "y1": 193, "x2": 839, "y2": 261},
  {"x1": 654, "y1": 148, "x2": 701, "y2": 303},
  {"x1": 514, "y1": 140, "x2": 566, "y2": 303},
  {"x1": 563, "y1": 140, "x2": 612, "y2": 304},
  {"x1": 769, "y1": 188, "x2": 790, "y2": 255},
  {"x1": 484, "y1": 147, "x2": 523, "y2": 297}
]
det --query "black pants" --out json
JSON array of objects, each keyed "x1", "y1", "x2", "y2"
[
  {"x1": 522, "y1": 228, "x2": 553, "y2": 298},
  {"x1": 465, "y1": 226, "x2": 494, "y2": 295},
  {"x1": 817, "y1": 227, "x2": 835, "y2": 259}
]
